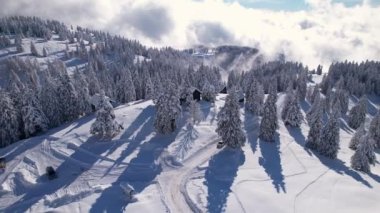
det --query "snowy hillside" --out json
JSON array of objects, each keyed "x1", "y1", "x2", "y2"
[{"x1": 1, "y1": 91, "x2": 379, "y2": 213}]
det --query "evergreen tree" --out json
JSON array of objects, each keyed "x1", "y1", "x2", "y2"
[
  {"x1": 369, "y1": 112, "x2": 380, "y2": 148},
  {"x1": 21, "y1": 89, "x2": 49, "y2": 138},
  {"x1": 0, "y1": 91, "x2": 20, "y2": 147},
  {"x1": 333, "y1": 89, "x2": 349, "y2": 115},
  {"x1": 30, "y1": 41, "x2": 38, "y2": 56},
  {"x1": 306, "y1": 92, "x2": 321, "y2": 123},
  {"x1": 115, "y1": 68, "x2": 136, "y2": 103},
  {"x1": 39, "y1": 75, "x2": 63, "y2": 127},
  {"x1": 305, "y1": 106, "x2": 323, "y2": 151},
  {"x1": 245, "y1": 79, "x2": 257, "y2": 113},
  {"x1": 319, "y1": 109, "x2": 340, "y2": 159},
  {"x1": 202, "y1": 79, "x2": 216, "y2": 102},
  {"x1": 348, "y1": 96, "x2": 367, "y2": 129},
  {"x1": 259, "y1": 86, "x2": 278, "y2": 142},
  {"x1": 73, "y1": 69, "x2": 92, "y2": 115},
  {"x1": 351, "y1": 134, "x2": 376, "y2": 173},
  {"x1": 154, "y1": 83, "x2": 181, "y2": 134},
  {"x1": 56, "y1": 72, "x2": 80, "y2": 122},
  {"x1": 245, "y1": 80, "x2": 264, "y2": 116},
  {"x1": 282, "y1": 89, "x2": 304, "y2": 127},
  {"x1": 349, "y1": 123, "x2": 366, "y2": 150},
  {"x1": 43, "y1": 47, "x2": 48, "y2": 57},
  {"x1": 15, "y1": 35, "x2": 24, "y2": 53},
  {"x1": 145, "y1": 74, "x2": 154, "y2": 100},
  {"x1": 90, "y1": 91, "x2": 121, "y2": 138},
  {"x1": 216, "y1": 89, "x2": 246, "y2": 148},
  {"x1": 297, "y1": 71, "x2": 307, "y2": 101}
]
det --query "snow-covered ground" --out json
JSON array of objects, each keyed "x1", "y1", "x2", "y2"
[{"x1": 0, "y1": 90, "x2": 380, "y2": 213}]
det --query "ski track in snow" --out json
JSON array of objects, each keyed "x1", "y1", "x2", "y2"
[{"x1": 158, "y1": 137, "x2": 220, "y2": 213}]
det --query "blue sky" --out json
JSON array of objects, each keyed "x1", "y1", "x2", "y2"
[{"x1": 224, "y1": 0, "x2": 379, "y2": 11}]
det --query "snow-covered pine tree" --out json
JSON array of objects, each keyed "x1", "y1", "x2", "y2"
[
  {"x1": 30, "y1": 41, "x2": 38, "y2": 56},
  {"x1": 15, "y1": 35, "x2": 24, "y2": 53},
  {"x1": 281, "y1": 85, "x2": 293, "y2": 120},
  {"x1": 259, "y1": 85, "x2": 278, "y2": 142},
  {"x1": 351, "y1": 134, "x2": 376, "y2": 173},
  {"x1": 73, "y1": 69, "x2": 92, "y2": 115},
  {"x1": 0, "y1": 91, "x2": 20, "y2": 147},
  {"x1": 202, "y1": 79, "x2": 216, "y2": 102},
  {"x1": 333, "y1": 89, "x2": 349, "y2": 115},
  {"x1": 305, "y1": 105, "x2": 323, "y2": 151},
  {"x1": 348, "y1": 96, "x2": 367, "y2": 129},
  {"x1": 349, "y1": 123, "x2": 366, "y2": 150},
  {"x1": 90, "y1": 91, "x2": 121, "y2": 138},
  {"x1": 115, "y1": 67, "x2": 136, "y2": 104},
  {"x1": 42, "y1": 47, "x2": 48, "y2": 57},
  {"x1": 319, "y1": 108, "x2": 340, "y2": 159},
  {"x1": 154, "y1": 82, "x2": 181, "y2": 134},
  {"x1": 316, "y1": 65, "x2": 322, "y2": 75},
  {"x1": 282, "y1": 89, "x2": 304, "y2": 127},
  {"x1": 216, "y1": 88, "x2": 246, "y2": 148},
  {"x1": 21, "y1": 89, "x2": 49, "y2": 138},
  {"x1": 56, "y1": 71, "x2": 80, "y2": 122},
  {"x1": 306, "y1": 92, "x2": 321, "y2": 123},
  {"x1": 297, "y1": 71, "x2": 307, "y2": 101},
  {"x1": 245, "y1": 79, "x2": 257, "y2": 113},
  {"x1": 310, "y1": 85, "x2": 320, "y2": 105},
  {"x1": 246, "y1": 80, "x2": 264, "y2": 116},
  {"x1": 145, "y1": 74, "x2": 154, "y2": 100},
  {"x1": 369, "y1": 112, "x2": 380, "y2": 148},
  {"x1": 39, "y1": 75, "x2": 63, "y2": 127}
]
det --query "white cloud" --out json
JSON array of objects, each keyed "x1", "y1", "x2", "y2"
[{"x1": 0, "y1": 0, "x2": 379, "y2": 68}]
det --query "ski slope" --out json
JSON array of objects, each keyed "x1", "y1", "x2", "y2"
[{"x1": 0, "y1": 90, "x2": 380, "y2": 213}]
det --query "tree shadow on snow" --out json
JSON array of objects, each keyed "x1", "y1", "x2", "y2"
[
  {"x1": 4, "y1": 135, "x2": 106, "y2": 212},
  {"x1": 258, "y1": 134, "x2": 286, "y2": 193},
  {"x1": 204, "y1": 148, "x2": 245, "y2": 213},
  {"x1": 309, "y1": 149, "x2": 373, "y2": 188},
  {"x1": 104, "y1": 106, "x2": 155, "y2": 158},
  {"x1": 200, "y1": 101, "x2": 212, "y2": 121},
  {"x1": 286, "y1": 126, "x2": 312, "y2": 156},
  {"x1": 340, "y1": 115, "x2": 354, "y2": 134},
  {"x1": 244, "y1": 111, "x2": 259, "y2": 154},
  {"x1": 299, "y1": 100, "x2": 311, "y2": 114},
  {"x1": 89, "y1": 118, "x2": 185, "y2": 213}
]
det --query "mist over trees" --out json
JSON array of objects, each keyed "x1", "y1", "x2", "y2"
[{"x1": 0, "y1": 16, "x2": 379, "y2": 176}]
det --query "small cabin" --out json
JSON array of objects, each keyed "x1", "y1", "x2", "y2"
[
  {"x1": 193, "y1": 89, "x2": 201, "y2": 101},
  {"x1": 120, "y1": 182, "x2": 135, "y2": 200},
  {"x1": 220, "y1": 87, "x2": 227, "y2": 94},
  {"x1": 0, "y1": 157, "x2": 5, "y2": 169},
  {"x1": 46, "y1": 166, "x2": 57, "y2": 180},
  {"x1": 180, "y1": 88, "x2": 202, "y2": 105}
]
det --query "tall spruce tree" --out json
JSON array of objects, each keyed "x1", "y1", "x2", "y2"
[
  {"x1": 282, "y1": 89, "x2": 304, "y2": 127},
  {"x1": 319, "y1": 108, "x2": 340, "y2": 159},
  {"x1": 349, "y1": 123, "x2": 367, "y2": 150},
  {"x1": 351, "y1": 134, "x2": 376, "y2": 173},
  {"x1": 0, "y1": 91, "x2": 20, "y2": 147},
  {"x1": 154, "y1": 83, "x2": 181, "y2": 134},
  {"x1": 90, "y1": 91, "x2": 121, "y2": 138},
  {"x1": 305, "y1": 106, "x2": 323, "y2": 151},
  {"x1": 348, "y1": 96, "x2": 367, "y2": 129},
  {"x1": 306, "y1": 92, "x2": 321, "y2": 124},
  {"x1": 369, "y1": 112, "x2": 380, "y2": 148},
  {"x1": 202, "y1": 79, "x2": 216, "y2": 102},
  {"x1": 259, "y1": 85, "x2": 278, "y2": 142},
  {"x1": 21, "y1": 89, "x2": 49, "y2": 138},
  {"x1": 216, "y1": 89, "x2": 246, "y2": 148}
]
